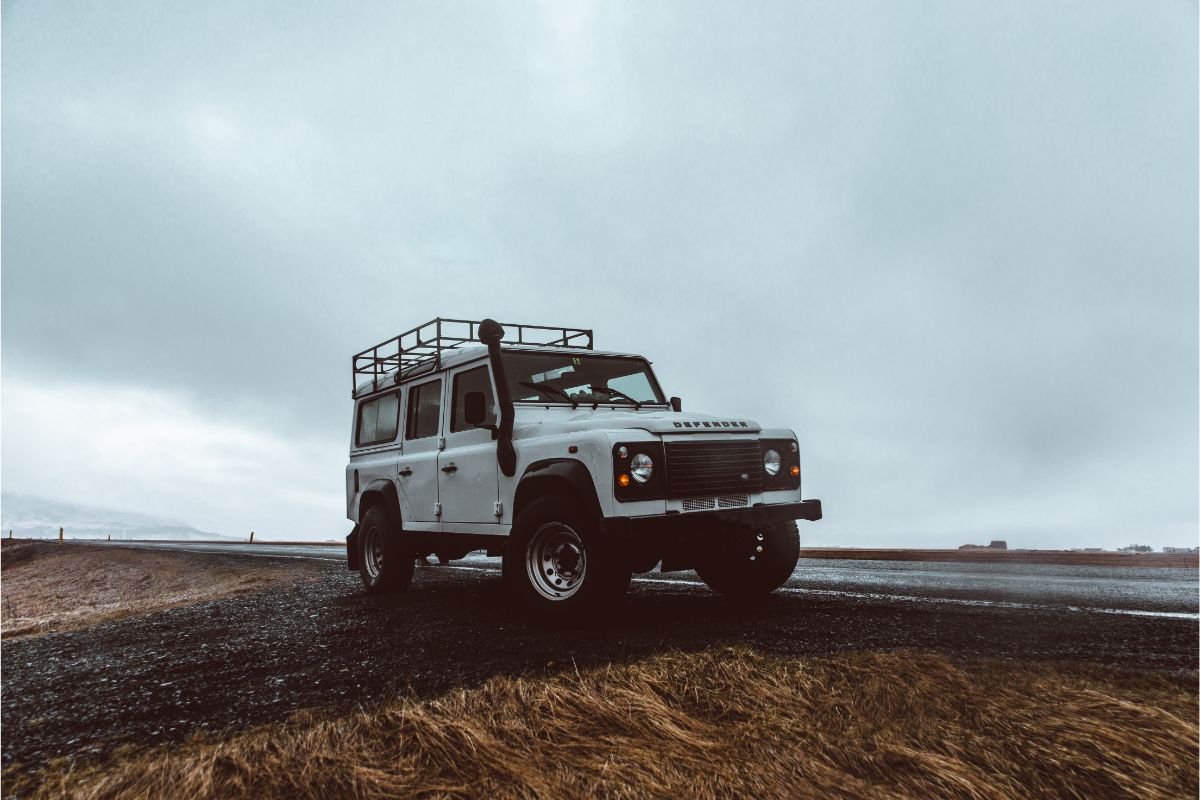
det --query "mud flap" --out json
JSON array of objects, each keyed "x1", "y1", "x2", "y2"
[{"x1": 346, "y1": 524, "x2": 360, "y2": 571}]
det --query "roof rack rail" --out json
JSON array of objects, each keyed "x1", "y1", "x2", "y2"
[{"x1": 352, "y1": 317, "x2": 593, "y2": 397}]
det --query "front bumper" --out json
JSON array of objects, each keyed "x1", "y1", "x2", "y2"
[{"x1": 605, "y1": 498, "x2": 822, "y2": 538}]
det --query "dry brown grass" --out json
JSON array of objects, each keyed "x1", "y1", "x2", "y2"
[
  {"x1": 8, "y1": 648, "x2": 1196, "y2": 800},
  {"x1": 0, "y1": 541, "x2": 318, "y2": 639}
]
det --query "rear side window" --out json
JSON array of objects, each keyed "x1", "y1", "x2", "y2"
[
  {"x1": 451, "y1": 366, "x2": 496, "y2": 432},
  {"x1": 356, "y1": 391, "x2": 400, "y2": 447},
  {"x1": 406, "y1": 379, "x2": 442, "y2": 440}
]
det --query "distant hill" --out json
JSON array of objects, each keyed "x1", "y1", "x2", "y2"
[{"x1": 0, "y1": 492, "x2": 231, "y2": 541}]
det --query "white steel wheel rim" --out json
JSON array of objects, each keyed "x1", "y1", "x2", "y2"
[
  {"x1": 363, "y1": 525, "x2": 383, "y2": 580},
  {"x1": 526, "y1": 522, "x2": 587, "y2": 601}
]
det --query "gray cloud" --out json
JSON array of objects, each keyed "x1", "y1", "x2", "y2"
[{"x1": 2, "y1": 0, "x2": 1196, "y2": 546}]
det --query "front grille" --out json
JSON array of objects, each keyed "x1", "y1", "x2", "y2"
[{"x1": 664, "y1": 441, "x2": 763, "y2": 499}]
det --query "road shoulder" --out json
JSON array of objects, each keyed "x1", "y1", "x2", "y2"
[{"x1": 1, "y1": 540, "x2": 322, "y2": 639}]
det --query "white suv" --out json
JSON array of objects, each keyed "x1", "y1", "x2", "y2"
[{"x1": 345, "y1": 318, "x2": 822, "y2": 617}]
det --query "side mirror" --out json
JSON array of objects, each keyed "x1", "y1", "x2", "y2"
[
  {"x1": 464, "y1": 391, "x2": 488, "y2": 426},
  {"x1": 670, "y1": 396, "x2": 682, "y2": 413}
]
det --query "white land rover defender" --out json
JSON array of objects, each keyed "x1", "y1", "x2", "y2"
[{"x1": 345, "y1": 318, "x2": 822, "y2": 616}]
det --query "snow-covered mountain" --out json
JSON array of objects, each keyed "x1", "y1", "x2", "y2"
[{"x1": 0, "y1": 492, "x2": 231, "y2": 540}]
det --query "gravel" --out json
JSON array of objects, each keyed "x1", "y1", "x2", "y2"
[{"x1": 3, "y1": 556, "x2": 1197, "y2": 772}]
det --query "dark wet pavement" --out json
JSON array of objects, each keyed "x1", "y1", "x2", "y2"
[{"x1": 100, "y1": 542, "x2": 1200, "y2": 616}]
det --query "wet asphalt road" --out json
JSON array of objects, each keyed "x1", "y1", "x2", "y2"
[
  {"x1": 101, "y1": 540, "x2": 1200, "y2": 617},
  {"x1": 2, "y1": 544, "x2": 1197, "y2": 772}
]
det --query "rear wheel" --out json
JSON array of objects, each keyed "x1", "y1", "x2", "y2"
[
  {"x1": 695, "y1": 520, "x2": 799, "y2": 598},
  {"x1": 503, "y1": 495, "x2": 630, "y2": 619},
  {"x1": 358, "y1": 505, "x2": 415, "y2": 594}
]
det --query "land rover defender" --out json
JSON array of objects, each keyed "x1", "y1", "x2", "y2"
[{"x1": 345, "y1": 317, "x2": 822, "y2": 616}]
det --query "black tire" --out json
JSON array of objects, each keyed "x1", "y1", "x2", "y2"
[
  {"x1": 358, "y1": 504, "x2": 415, "y2": 594},
  {"x1": 695, "y1": 520, "x2": 800, "y2": 598},
  {"x1": 503, "y1": 495, "x2": 630, "y2": 619}
]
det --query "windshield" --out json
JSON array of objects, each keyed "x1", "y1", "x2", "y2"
[{"x1": 503, "y1": 351, "x2": 666, "y2": 406}]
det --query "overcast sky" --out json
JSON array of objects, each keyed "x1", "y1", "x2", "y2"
[{"x1": 2, "y1": 1, "x2": 1196, "y2": 548}]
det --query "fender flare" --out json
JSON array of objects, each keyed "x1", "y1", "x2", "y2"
[
  {"x1": 358, "y1": 478, "x2": 403, "y2": 525},
  {"x1": 514, "y1": 459, "x2": 603, "y2": 521},
  {"x1": 347, "y1": 479, "x2": 403, "y2": 571}
]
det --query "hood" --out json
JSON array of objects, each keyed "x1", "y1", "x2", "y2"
[{"x1": 512, "y1": 408, "x2": 762, "y2": 438}]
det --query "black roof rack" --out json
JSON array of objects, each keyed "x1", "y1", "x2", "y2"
[{"x1": 352, "y1": 317, "x2": 593, "y2": 397}]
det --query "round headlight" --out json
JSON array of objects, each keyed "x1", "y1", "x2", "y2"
[
  {"x1": 763, "y1": 449, "x2": 782, "y2": 476},
  {"x1": 630, "y1": 452, "x2": 654, "y2": 483}
]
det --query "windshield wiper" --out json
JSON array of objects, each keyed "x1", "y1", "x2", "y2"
[
  {"x1": 519, "y1": 381, "x2": 577, "y2": 408},
  {"x1": 590, "y1": 385, "x2": 641, "y2": 409}
]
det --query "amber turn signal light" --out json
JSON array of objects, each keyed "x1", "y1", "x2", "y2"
[
  {"x1": 790, "y1": 465, "x2": 800, "y2": 477},
  {"x1": 617, "y1": 473, "x2": 631, "y2": 487}
]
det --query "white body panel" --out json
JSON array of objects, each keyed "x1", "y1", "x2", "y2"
[
  {"x1": 438, "y1": 362, "x2": 501, "y2": 525},
  {"x1": 346, "y1": 346, "x2": 807, "y2": 538}
]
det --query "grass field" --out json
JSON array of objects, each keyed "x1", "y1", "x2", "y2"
[{"x1": 8, "y1": 647, "x2": 1196, "y2": 800}]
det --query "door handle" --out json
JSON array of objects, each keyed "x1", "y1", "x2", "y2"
[
  {"x1": 399, "y1": 468, "x2": 413, "y2": 477},
  {"x1": 441, "y1": 463, "x2": 458, "y2": 474}
]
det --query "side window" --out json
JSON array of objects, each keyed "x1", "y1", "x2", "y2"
[
  {"x1": 356, "y1": 390, "x2": 401, "y2": 447},
  {"x1": 376, "y1": 392, "x2": 400, "y2": 442},
  {"x1": 406, "y1": 379, "x2": 442, "y2": 440},
  {"x1": 451, "y1": 366, "x2": 496, "y2": 432}
]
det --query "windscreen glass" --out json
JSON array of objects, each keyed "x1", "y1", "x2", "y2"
[{"x1": 503, "y1": 352, "x2": 666, "y2": 406}]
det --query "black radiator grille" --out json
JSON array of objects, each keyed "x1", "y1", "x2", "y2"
[{"x1": 664, "y1": 441, "x2": 763, "y2": 499}]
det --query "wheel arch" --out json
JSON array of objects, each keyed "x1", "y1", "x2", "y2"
[
  {"x1": 514, "y1": 459, "x2": 603, "y2": 521},
  {"x1": 348, "y1": 479, "x2": 403, "y2": 571},
  {"x1": 357, "y1": 479, "x2": 403, "y2": 525}
]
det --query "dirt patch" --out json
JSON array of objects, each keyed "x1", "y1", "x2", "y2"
[
  {"x1": 7, "y1": 647, "x2": 1196, "y2": 800},
  {"x1": 0, "y1": 541, "x2": 319, "y2": 639}
]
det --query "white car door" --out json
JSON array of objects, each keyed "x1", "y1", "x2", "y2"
[
  {"x1": 395, "y1": 377, "x2": 443, "y2": 527},
  {"x1": 439, "y1": 363, "x2": 501, "y2": 526}
]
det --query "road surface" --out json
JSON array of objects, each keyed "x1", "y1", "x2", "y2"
[{"x1": 101, "y1": 540, "x2": 1199, "y2": 618}]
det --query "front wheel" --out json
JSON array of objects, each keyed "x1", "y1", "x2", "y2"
[
  {"x1": 358, "y1": 505, "x2": 415, "y2": 594},
  {"x1": 695, "y1": 520, "x2": 800, "y2": 598},
  {"x1": 503, "y1": 496, "x2": 630, "y2": 619}
]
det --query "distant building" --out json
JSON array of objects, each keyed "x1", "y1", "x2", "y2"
[
  {"x1": 988, "y1": 540, "x2": 1007, "y2": 550},
  {"x1": 1163, "y1": 547, "x2": 1199, "y2": 554}
]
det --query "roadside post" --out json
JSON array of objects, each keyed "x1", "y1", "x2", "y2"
[
  {"x1": 59, "y1": 527, "x2": 64, "y2": 543},
  {"x1": 250, "y1": 531, "x2": 254, "y2": 543}
]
